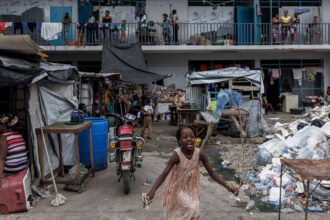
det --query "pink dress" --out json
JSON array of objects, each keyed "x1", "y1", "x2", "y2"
[{"x1": 163, "y1": 148, "x2": 200, "y2": 220}]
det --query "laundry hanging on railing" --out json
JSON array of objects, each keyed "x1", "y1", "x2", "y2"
[{"x1": 41, "y1": 23, "x2": 63, "y2": 41}]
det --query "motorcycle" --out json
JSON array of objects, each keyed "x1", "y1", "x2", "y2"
[{"x1": 108, "y1": 113, "x2": 144, "y2": 194}]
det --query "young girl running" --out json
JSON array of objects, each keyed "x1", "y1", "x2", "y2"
[{"x1": 145, "y1": 126, "x2": 238, "y2": 220}]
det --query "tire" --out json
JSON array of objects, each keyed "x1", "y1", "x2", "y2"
[{"x1": 123, "y1": 171, "x2": 130, "y2": 194}]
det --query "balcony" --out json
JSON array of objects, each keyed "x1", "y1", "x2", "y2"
[{"x1": 2, "y1": 22, "x2": 330, "y2": 52}]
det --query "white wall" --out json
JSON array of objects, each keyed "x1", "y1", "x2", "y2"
[
  {"x1": 323, "y1": 0, "x2": 330, "y2": 23},
  {"x1": 146, "y1": 0, "x2": 188, "y2": 23},
  {"x1": 99, "y1": 6, "x2": 136, "y2": 23}
]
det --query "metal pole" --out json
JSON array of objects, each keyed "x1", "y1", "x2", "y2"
[
  {"x1": 270, "y1": 0, "x2": 273, "y2": 45},
  {"x1": 305, "y1": 180, "x2": 310, "y2": 220},
  {"x1": 278, "y1": 164, "x2": 283, "y2": 220}
]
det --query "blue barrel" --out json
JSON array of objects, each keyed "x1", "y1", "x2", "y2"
[{"x1": 78, "y1": 117, "x2": 108, "y2": 171}]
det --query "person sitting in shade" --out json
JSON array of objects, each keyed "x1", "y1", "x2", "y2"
[
  {"x1": 0, "y1": 114, "x2": 28, "y2": 191},
  {"x1": 262, "y1": 93, "x2": 275, "y2": 114}
]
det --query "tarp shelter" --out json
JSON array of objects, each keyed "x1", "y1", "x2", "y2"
[
  {"x1": 0, "y1": 36, "x2": 80, "y2": 183},
  {"x1": 101, "y1": 44, "x2": 168, "y2": 84},
  {"x1": 187, "y1": 67, "x2": 264, "y2": 94},
  {"x1": 186, "y1": 67, "x2": 264, "y2": 137}
]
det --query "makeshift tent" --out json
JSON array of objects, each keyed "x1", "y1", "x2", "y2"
[
  {"x1": 186, "y1": 67, "x2": 264, "y2": 137},
  {"x1": 101, "y1": 44, "x2": 168, "y2": 84},
  {"x1": 187, "y1": 67, "x2": 264, "y2": 94},
  {"x1": 0, "y1": 50, "x2": 80, "y2": 183}
]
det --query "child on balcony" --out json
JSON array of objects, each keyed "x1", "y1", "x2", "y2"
[
  {"x1": 157, "y1": 14, "x2": 170, "y2": 45},
  {"x1": 121, "y1": 20, "x2": 126, "y2": 42}
]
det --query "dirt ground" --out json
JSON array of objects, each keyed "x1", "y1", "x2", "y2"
[{"x1": 2, "y1": 117, "x2": 329, "y2": 220}]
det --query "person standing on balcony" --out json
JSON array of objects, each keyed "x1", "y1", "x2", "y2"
[
  {"x1": 139, "y1": 11, "x2": 148, "y2": 44},
  {"x1": 280, "y1": 10, "x2": 291, "y2": 44},
  {"x1": 62, "y1": 12, "x2": 72, "y2": 46},
  {"x1": 310, "y1": 16, "x2": 321, "y2": 44},
  {"x1": 102, "y1": 10, "x2": 112, "y2": 43},
  {"x1": 272, "y1": 14, "x2": 280, "y2": 44},
  {"x1": 291, "y1": 13, "x2": 300, "y2": 43},
  {"x1": 87, "y1": 12, "x2": 97, "y2": 45},
  {"x1": 157, "y1": 13, "x2": 170, "y2": 45},
  {"x1": 171, "y1": 9, "x2": 179, "y2": 44}
]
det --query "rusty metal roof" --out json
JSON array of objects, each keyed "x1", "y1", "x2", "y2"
[{"x1": 281, "y1": 159, "x2": 330, "y2": 181}]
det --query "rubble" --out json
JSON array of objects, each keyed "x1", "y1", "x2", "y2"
[
  {"x1": 253, "y1": 105, "x2": 330, "y2": 212},
  {"x1": 209, "y1": 105, "x2": 330, "y2": 213}
]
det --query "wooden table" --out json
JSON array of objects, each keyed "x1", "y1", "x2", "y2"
[
  {"x1": 279, "y1": 159, "x2": 330, "y2": 220},
  {"x1": 221, "y1": 108, "x2": 249, "y2": 137},
  {"x1": 37, "y1": 121, "x2": 95, "y2": 193},
  {"x1": 177, "y1": 108, "x2": 199, "y2": 127}
]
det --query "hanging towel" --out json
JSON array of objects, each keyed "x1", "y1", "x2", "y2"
[
  {"x1": 41, "y1": 22, "x2": 63, "y2": 41},
  {"x1": 305, "y1": 68, "x2": 316, "y2": 82},
  {"x1": 293, "y1": 69, "x2": 303, "y2": 80},
  {"x1": 271, "y1": 68, "x2": 279, "y2": 79},
  {"x1": 5, "y1": 22, "x2": 13, "y2": 29}
]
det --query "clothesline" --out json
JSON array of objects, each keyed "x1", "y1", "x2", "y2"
[{"x1": 262, "y1": 67, "x2": 322, "y2": 70}]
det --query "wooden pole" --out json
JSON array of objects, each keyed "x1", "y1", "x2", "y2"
[
  {"x1": 25, "y1": 85, "x2": 35, "y2": 181},
  {"x1": 278, "y1": 165, "x2": 283, "y2": 220},
  {"x1": 305, "y1": 180, "x2": 310, "y2": 220}
]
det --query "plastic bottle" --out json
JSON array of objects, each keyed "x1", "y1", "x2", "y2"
[
  {"x1": 246, "y1": 200, "x2": 256, "y2": 211},
  {"x1": 263, "y1": 178, "x2": 271, "y2": 185},
  {"x1": 256, "y1": 185, "x2": 268, "y2": 191},
  {"x1": 308, "y1": 206, "x2": 323, "y2": 212},
  {"x1": 294, "y1": 204, "x2": 303, "y2": 212},
  {"x1": 281, "y1": 208, "x2": 295, "y2": 213}
]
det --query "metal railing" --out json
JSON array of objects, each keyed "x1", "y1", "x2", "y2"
[{"x1": 1, "y1": 22, "x2": 329, "y2": 46}]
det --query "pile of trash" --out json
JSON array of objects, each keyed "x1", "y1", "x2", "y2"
[{"x1": 248, "y1": 105, "x2": 330, "y2": 212}]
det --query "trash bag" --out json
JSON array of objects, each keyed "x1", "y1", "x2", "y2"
[
  {"x1": 213, "y1": 89, "x2": 243, "y2": 118},
  {"x1": 311, "y1": 119, "x2": 325, "y2": 128},
  {"x1": 297, "y1": 123, "x2": 308, "y2": 130},
  {"x1": 257, "y1": 146, "x2": 273, "y2": 165},
  {"x1": 305, "y1": 180, "x2": 330, "y2": 200}
]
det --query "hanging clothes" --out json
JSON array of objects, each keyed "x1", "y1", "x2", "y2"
[
  {"x1": 0, "y1": 22, "x2": 6, "y2": 35},
  {"x1": 271, "y1": 68, "x2": 279, "y2": 79},
  {"x1": 293, "y1": 69, "x2": 303, "y2": 80},
  {"x1": 281, "y1": 69, "x2": 295, "y2": 90},
  {"x1": 305, "y1": 68, "x2": 316, "y2": 82},
  {"x1": 41, "y1": 23, "x2": 63, "y2": 41}
]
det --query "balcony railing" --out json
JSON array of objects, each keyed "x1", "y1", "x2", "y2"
[{"x1": 1, "y1": 22, "x2": 329, "y2": 46}]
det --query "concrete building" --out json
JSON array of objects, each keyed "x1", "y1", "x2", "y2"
[{"x1": 0, "y1": 0, "x2": 329, "y2": 105}]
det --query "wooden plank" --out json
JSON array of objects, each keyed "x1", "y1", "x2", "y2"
[
  {"x1": 37, "y1": 133, "x2": 45, "y2": 183},
  {"x1": 231, "y1": 85, "x2": 260, "y2": 91},
  {"x1": 36, "y1": 121, "x2": 92, "y2": 134},
  {"x1": 230, "y1": 116, "x2": 247, "y2": 137},
  {"x1": 57, "y1": 134, "x2": 64, "y2": 177}
]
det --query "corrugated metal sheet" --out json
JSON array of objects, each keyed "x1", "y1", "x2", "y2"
[{"x1": 186, "y1": 85, "x2": 203, "y2": 110}]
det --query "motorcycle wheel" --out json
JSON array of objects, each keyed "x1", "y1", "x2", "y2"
[{"x1": 123, "y1": 171, "x2": 130, "y2": 194}]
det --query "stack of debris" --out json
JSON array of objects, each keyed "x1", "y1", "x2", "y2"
[{"x1": 248, "y1": 105, "x2": 330, "y2": 212}]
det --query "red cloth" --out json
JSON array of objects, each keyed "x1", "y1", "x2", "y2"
[{"x1": 0, "y1": 22, "x2": 6, "y2": 34}]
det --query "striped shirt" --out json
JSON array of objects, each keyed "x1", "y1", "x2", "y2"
[{"x1": 2, "y1": 132, "x2": 28, "y2": 175}]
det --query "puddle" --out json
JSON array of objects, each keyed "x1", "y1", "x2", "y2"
[
  {"x1": 203, "y1": 144, "x2": 277, "y2": 212},
  {"x1": 203, "y1": 145, "x2": 240, "y2": 183}
]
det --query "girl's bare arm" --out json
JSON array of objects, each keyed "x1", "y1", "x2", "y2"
[
  {"x1": 146, "y1": 151, "x2": 180, "y2": 200},
  {"x1": 200, "y1": 152, "x2": 237, "y2": 195}
]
